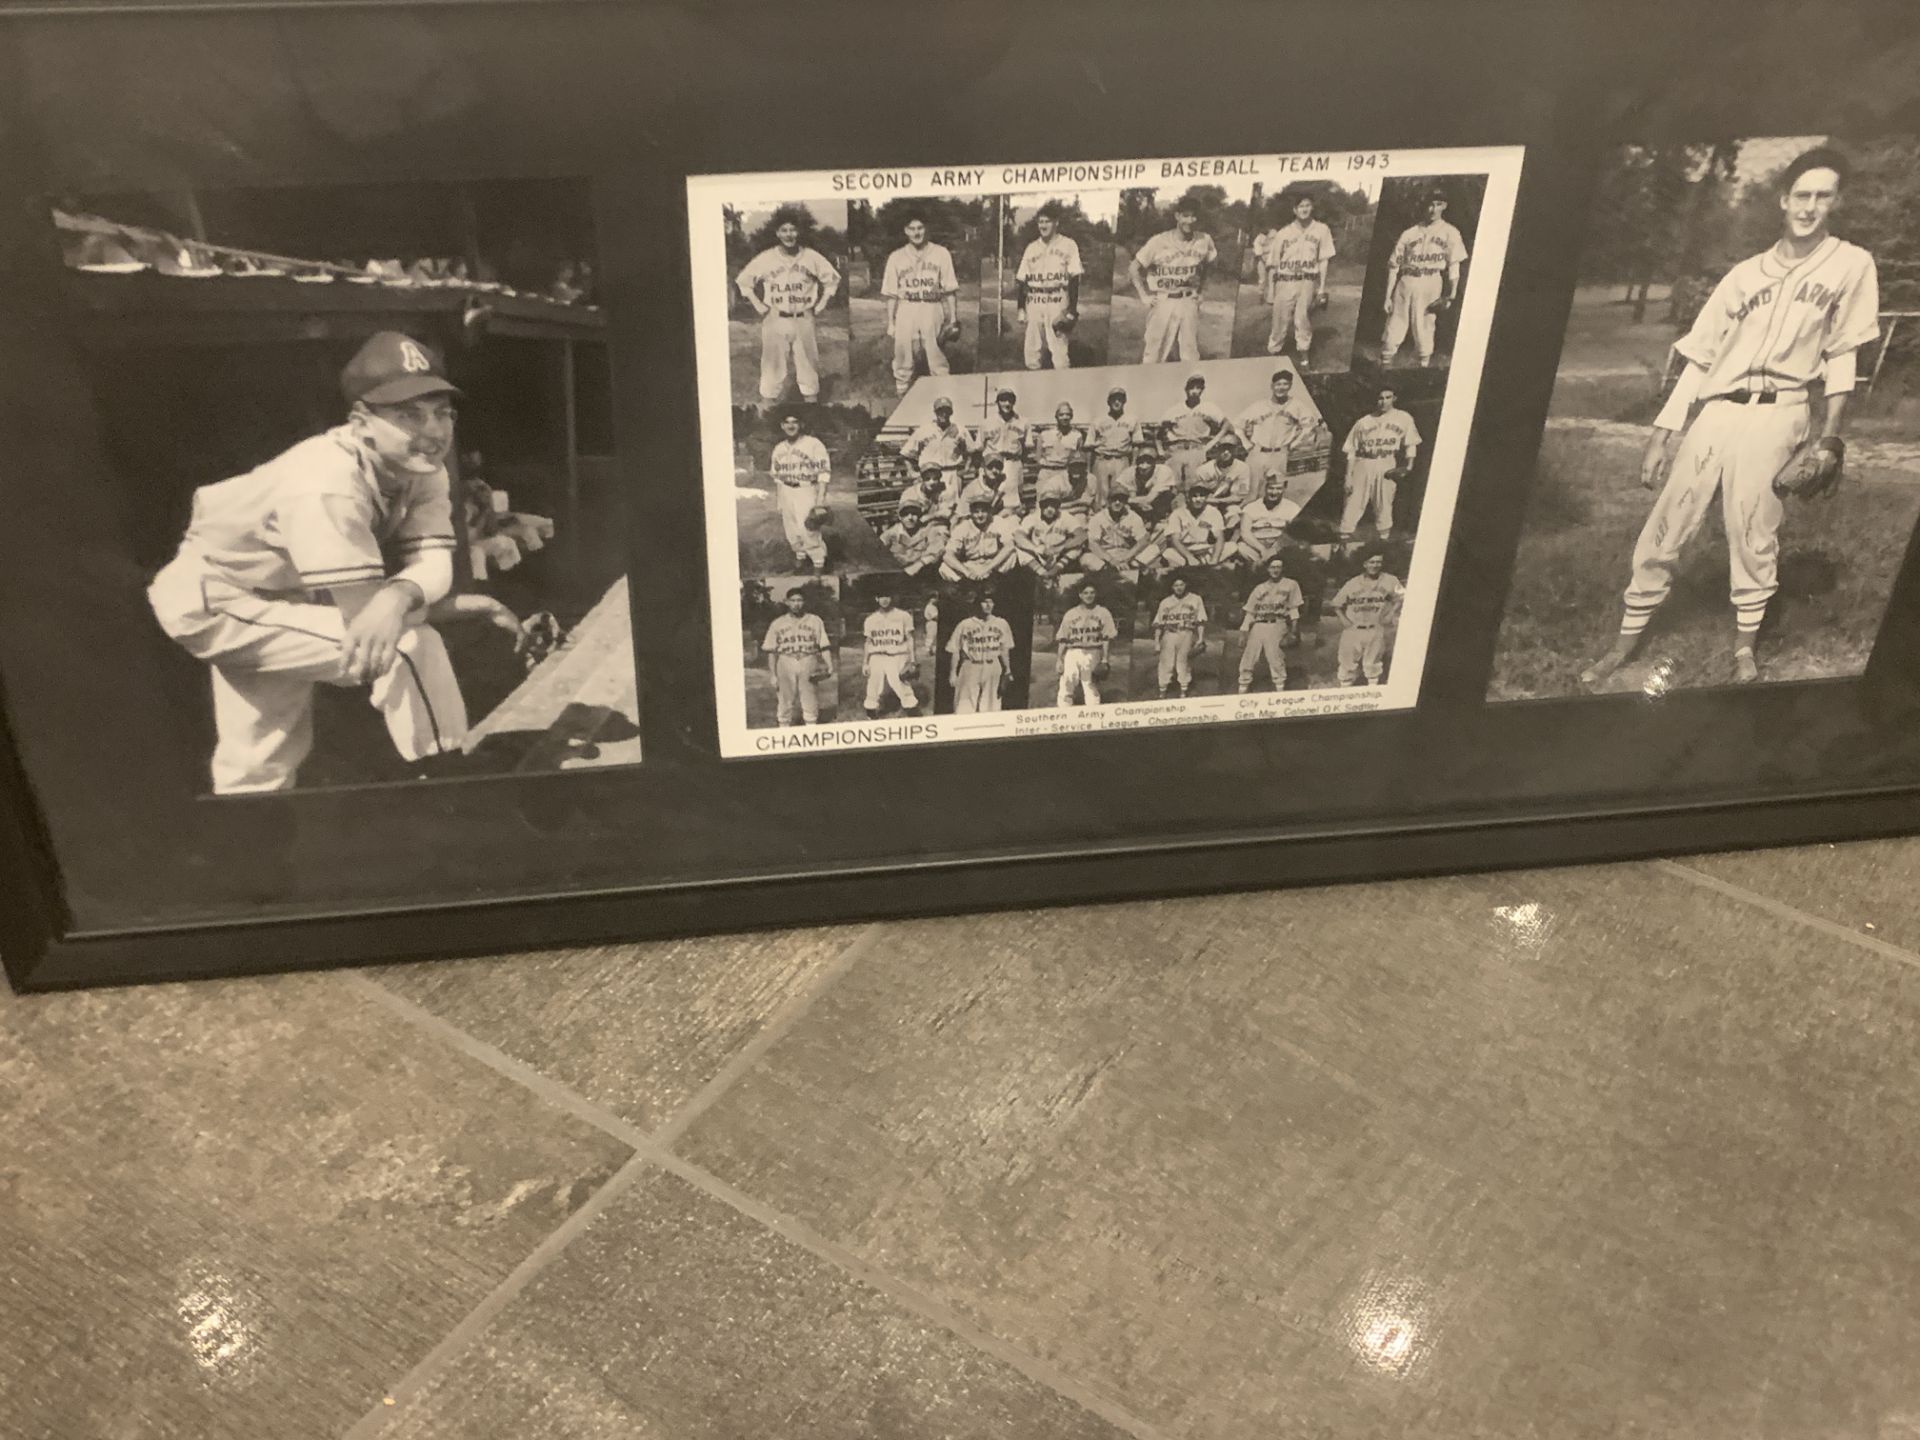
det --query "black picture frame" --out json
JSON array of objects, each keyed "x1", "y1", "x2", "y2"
[{"x1": 4, "y1": 0, "x2": 1920, "y2": 992}]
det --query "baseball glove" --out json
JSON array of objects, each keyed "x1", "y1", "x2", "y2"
[
  {"x1": 804, "y1": 505, "x2": 833, "y2": 531},
  {"x1": 1385, "y1": 465, "x2": 1412, "y2": 482},
  {"x1": 1425, "y1": 295, "x2": 1454, "y2": 316},
  {"x1": 811, "y1": 656, "x2": 833, "y2": 681},
  {"x1": 1771, "y1": 436, "x2": 1845, "y2": 500},
  {"x1": 939, "y1": 320, "x2": 962, "y2": 345},
  {"x1": 1091, "y1": 660, "x2": 1112, "y2": 681},
  {"x1": 899, "y1": 660, "x2": 920, "y2": 681},
  {"x1": 1052, "y1": 312, "x2": 1078, "y2": 335}
]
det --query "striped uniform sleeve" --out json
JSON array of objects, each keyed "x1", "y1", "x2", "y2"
[{"x1": 390, "y1": 477, "x2": 457, "y2": 605}]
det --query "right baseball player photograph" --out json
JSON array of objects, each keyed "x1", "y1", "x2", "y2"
[
  {"x1": 1352, "y1": 176, "x2": 1486, "y2": 372},
  {"x1": 1232, "y1": 180, "x2": 1381, "y2": 373},
  {"x1": 1489, "y1": 135, "x2": 1920, "y2": 700},
  {"x1": 933, "y1": 571, "x2": 1035, "y2": 716},
  {"x1": 724, "y1": 200, "x2": 851, "y2": 409},
  {"x1": 1028, "y1": 571, "x2": 1138, "y2": 709},
  {"x1": 1110, "y1": 183, "x2": 1254, "y2": 365},
  {"x1": 742, "y1": 575, "x2": 842, "y2": 728},
  {"x1": 982, "y1": 194, "x2": 1118, "y2": 373},
  {"x1": 845, "y1": 198, "x2": 987, "y2": 408}
]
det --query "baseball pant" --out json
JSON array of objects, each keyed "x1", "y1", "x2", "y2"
[
  {"x1": 1267, "y1": 278, "x2": 1315, "y2": 354},
  {"x1": 1238, "y1": 621, "x2": 1287, "y2": 689},
  {"x1": 1142, "y1": 294, "x2": 1201, "y2": 363},
  {"x1": 864, "y1": 653, "x2": 918, "y2": 710},
  {"x1": 1157, "y1": 631, "x2": 1195, "y2": 690},
  {"x1": 1341, "y1": 459, "x2": 1398, "y2": 537},
  {"x1": 1024, "y1": 306, "x2": 1070, "y2": 370},
  {"x1": 1621, "y1": 398, "x2": 1806, "y2": 641},
  {"x1": 893, "y1": 300, "x2": 950, "y2": 394},
  {"x1": 954, "y1": 659, "x2": 1004, "y2": 713},
  {"x1": 760, "y1": 312, "x2": 821, "y2": 402},
  {"x1": 1338, "y1": 626, "x2": 1387, "y2": 685},
  {"x1": 1082, "y1": 552, "x2": 1136, "y2": 577},
  {"x1": 774, "y1": 653, "x2": 820, "y2": 725},
  {"x1": 149, "y1": 562, "x2": 467, "y2": 794},
  {"x1": 1383, "y1": 274, "x2": 1443, "y2": 363},
  {"x1": 1090, "y1": 455, "x2": 1129, "y2": 510},
  {"x1": 1057, "y1": 648, "x2": 1103, "y2": 706},
  {"x1": 1166, "y1": 445, "x2": 1207, "y2": 494},
  {"x1": 778, "y1": 482, "x2": 829, "y2": 567}
]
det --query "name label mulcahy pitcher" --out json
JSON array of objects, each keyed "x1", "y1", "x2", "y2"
[{"x1": 690, "y1": 145, "x2": 1524, "y2": 758}]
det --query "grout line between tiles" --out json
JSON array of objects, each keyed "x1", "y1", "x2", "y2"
[{"x1": 1655, "y1": 859, "x2": 1920, "y2": 974}]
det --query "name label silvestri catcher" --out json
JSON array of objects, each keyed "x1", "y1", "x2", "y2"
[{"x1": 688, "y1": 145, "x2": 1523, "y2": 759}]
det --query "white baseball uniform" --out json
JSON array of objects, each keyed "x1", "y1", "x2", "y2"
[
  {"x1": 1384, "y1": 220, "x2": 1468, "y2": 364},
  {"x1": 1017, "y1": 232, "x2": 1084, "y2": 370},
  {"x1": 1236, "y1": 497, "x2": 1294, "y2": 561},
  {"x1": 1017, "y1": 511, "x2": 1085, "y2": 571},
  {"x1": 881, "y1": 518, "x2": 948, "y2": 572},
  {"x1": 1160, "y1": 397, "x2": 1230, "y2": 492},
  {"x1": 146, "y1": 426, "x2": 465, "y2": 794},
  {"x1": 1331, "y1": 572, "x2": 1403, "y2": 684},
  {"x1": 1135, "y1": 228, "x2": 1217, "y2": 362},
  {"x1": 1238, "y1": 393, "x2": 1319, "y2": 508},
  {"x1": 1088, "y1": 413, "x2": 1140, "y2": 509},
  {"x1": 948, "y1": 613, "x2": 1017, "y2": 712},
  {"x1": 1622, "y1": 235, "x2": 1880, "y2": 641},
  {"x1": 980, "y1": 413, "x2": 1030, "y2": 468},
  {"x1": 1263, "y1": 220, "x2": 1336, "y2": 355},
  {"x1": 1341, "y1": 408, "x2": 1420, "y2": 537},
  {"x1": 769, "y1": 434, "x2": 833, "y2": 566},
  {"x1": 761, "y1": 610, "x2": 831, "y2": 725},
  {"x1": 1031, "y1": 424, "x2": 1088, "y2": 511},
  {"x1": 1153, "y1": 591, "x2": 1208, "y2": 691},
  {"x1": 895, "y1": 478, "x2": 956, "y2": 527},
  {"x1": 881, "y1": 241, "x2": 959, "y2": 394},
  {"x1": 903, "y1": 418, "x2": 976, "y2": 474},
  {"x1": 1238, "y1": 577, "x2": 1303, "y2": 690},
  {"x1": 736, "y1": 245, "x2": 841, "y2": 401},
  {"x1": 1192, "y1": 457, "x2": 1252, "y2": 527},
  {"x1": 942, "y1": 518, "x2": 1018, "y2": 580},
  {"x1": 1085, "y1": 508, "x2": 1149, "y2": 572},
  {"x1": 862, "y1": 605, "x2": 919, "y2": 710},
  {"x1": 1055, "y1": 602, "x2": 1117, "y2": 706}
]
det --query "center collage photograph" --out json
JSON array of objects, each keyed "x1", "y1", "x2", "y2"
[{"x1": 692, "y1": 148, "x2": 1520, "y2": 756}]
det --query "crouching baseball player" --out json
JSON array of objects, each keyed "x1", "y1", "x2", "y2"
[
  {"x1": 1055, "y1": 580, "x2": 1118, "y2": 706},
  {"x1": 1152, "y1": 575, "x2": 1208, "y2": 698},
  {"x1": 1330, "y1": 551, "x2": 1403, "y2": 685},
  {"x1": 1237, "y1": 556, "x2": 1303, "y2": 692},
  {"x1": 861, "y1": 588, "x2": 920, "y2": 717},
  {"x1": 761, "y1": 588, "x2": 833, "y2": 726},
  {"x1": 947, "y1": 591, "x2": 1018, "y2": 713},
  {"x1": 148, "y1": 331, "x2": 468, "y2": 794}
]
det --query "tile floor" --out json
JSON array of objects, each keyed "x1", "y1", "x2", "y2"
[{"x1": 5, "y1": 840, "x2": 1920, "y2": 1439}]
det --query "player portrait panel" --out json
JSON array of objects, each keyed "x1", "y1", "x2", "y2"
[
  {"x1": 1489, "y1": 135, "x2": 1920, "y2": 701},
  {"x1": 981, "y1": 193, "x2": 1118, "y2": 373},
  {"x1": 845, "y1": 197, "x2": 988, "y2": 409},
  {"x1": 52, "y1": 177, "x2": 634, "y2": 794},
  {"x1": 1109, "y1": 181, "x2": 1255, "y2": 366},
  {"x1": 1232, "y1": 180, "x2": 1380, "y2": 373},
  {"x1": 1029, "y1": 571, "x2": 1139, "y2": 709},
  {"x1": 839, "y1": 571, "x2": 937, "y2": 721},
  {"x1": 736, "y1": 403, "x2": 895, "y2": 579},
  {"x1": 932, "y1": 570, "x2": 1035, "y2": 716},
  {"x1": 724, "y1": 199, "x2": 852, "y2": 409},
  {"x1": 1351, "y1": 175, "x2": 1485, "y2": 372},
  {"x1": 742, "y1": 575, "x2": 843, "y2": 728}
]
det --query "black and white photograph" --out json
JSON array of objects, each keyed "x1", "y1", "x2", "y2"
[
  {"x1": 934, "y1": 570, "x2": 1034, "y2": 716},
  {"x1": 982, "y1": 192, "x2": 1119, "y2": 373},
  {"x1": 1489, "y1": 135, "x2": 1920, "y2": 699},
  {"x1": 53, "y1": 177, "x2": 633, "y2": 793},
  {"x1": 723, "y1": 199, "x2": 852, "y2": 409},
  {"x1": 1109, "y1": 181, "x2": 1256, "y2": 366},
  {"x1": 733, "y1": 402, "x2": 894, "y2": 577},
  {"x1": 845, "y1": 197, "x2": 989, "y2": 409},
  {"x1": 1352, "y1": 175, "x2": 1485, "y2": 371},
  {"x1": 1027, "y1": 571, "x2": 1139, "y2": 709},
  {"x1": 1232, "y1": 179, "x2": 1382, "y2": 372},
  {"x1": 839, "y1": 570, "x2": 938, "y2": 720},
  {"x1": 742, "y1": 574, "x2": 842, "y2": 728}
]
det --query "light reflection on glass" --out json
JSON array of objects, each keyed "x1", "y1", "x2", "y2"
[
  {"x1": 175, "y1": 1266, "x2": 262, "y2": 1379},
  {"x1": 1492, "y1": 900, "x2": 1557, "y2": 953},
  {"x1": 1344, "y1": 1271, "x2": 1435, "y2": 1379}
]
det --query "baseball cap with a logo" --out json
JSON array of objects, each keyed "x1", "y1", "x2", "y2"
[{"x1": 340, "y1": 331, "x2": 463, "y2": 406}]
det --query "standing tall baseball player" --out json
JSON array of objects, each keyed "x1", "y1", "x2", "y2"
[
  {"x1": 735, "y1": 208, "x2": 842, "y2": 404},
  {"x1": 1237, "y1": 555, "x2": 1304, "y2": 692},
  {"x1": 947, "y1": 591, "x2": 1018, "y2": 713},
  {"x1": 1237, "y1": 368, "x2": 1318, "y2": 512},
  {"x1": 1329, "y1": 550, "x2": 1404, "y2": 686},
  {"x1": 768, "y1": 409, "x2": 834, "y2": 571},
  {"x1": 881, "y1": 212, "x2": 960, "y2": 396},
  {"x1": 1340, "y1": 387, "x2": 1420, "y2": 541},
  {"x1": 1015, "y1": 203, "x2": 1083, "y2": 371},
  {"x1": 1130, "y1": 199, "x2": 1217, "y2": 363},
  {"x1": 860, "y1": 586, "x2": 920, "y2": 717},
  {"x1": 148, "y1": 331, "x2": 467, "y2": 793},
  {"x1": 1151, "y1": 574, "x2": 1209, "y2": 698},
  {"x1": 1159, "y1": 371, "x2": 1232, "y2": 494},
  {"x1": 1032, "y1": 402, "x2": 1089, "y2": 514},
  {"x1": 1582, "y1": 147, "x2": 1879, "y2": 688},
  {"x1": 760, "y1": 587, "x2": 833, "y2": 727},
  {"x1": 1088, "y1": 387, "x2": 1140, "y2": 511},
  {"x1": 902, "y1": 395, "x2": 977, "y2": 476},
  {"x1": 1055, "y1": 580, "x2": 1119, "y2": 707},
  {"x1": 1261, "y1": 192, "x2": 1337, "y2": 360},
  {"x1": 980, "y1": 388, "x2": 1031, "y2": 473},
  {"x1": 1382, "y1": 188, "x2": 1468, "y2": 368}
]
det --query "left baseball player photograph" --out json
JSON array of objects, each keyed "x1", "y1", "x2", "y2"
[
  {"x1": 982, "y1": 193, "x2": 1118, "y2": 373},
  {"x1": 1029, "y1": 572, "x2": 1137, "y2": 708},
  {"x1": 736, "y1": 404, "x2": 894, "y2": 577},
  {"x1": 1110, "y1": 183, "x2": 1255, "y2": 365},
  {"x1": 933, "y1": 571, "x2": 1035, "y2": 715},
  {"x1": 742, "y1": 576, "x2": 842, "y2": 728},
  {"x1": 1233, "y1": 180, "x2": 1380, "y2": 373},
  {"x1": 839, "y1": 571, "x2": 937, "y2": 720},
  {"x1": 845, "y1": 198, "x2": 987, "y2": 408},
  {"x1": 724, "y1": 199, "x2": 851, "y2": 408},
  {"x1": 1353, "y1": 176, "x2": 1485, "y2": 371},
  {"x1": 51, "y1": 176, "x2": 637, "y2": 792}
]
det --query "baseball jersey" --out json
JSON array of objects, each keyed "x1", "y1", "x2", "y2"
[
  {"x1": 737, "y1": 245, "x2": 840, "y2": 314},
  {"x1": 1089, "y1": 509, "x2": 1148, "y2": 559},
  {"x1": 1154, "y1": 593, "x2": 1208, "y2": 632},
  {"x1": 762, "y1": 612, "x2": 831, "y2": 656},
  {"x1": 904, "y1": 420, "x2": 976, "y2": 471},
  {"x1": 955, "y1": 475, "x2": 998, "y2": 512},
  {"x1": 1057, "y1": 603, "x2": 1118, "y2": 651},
  {"x1": 1237, "y1": 498, "x2": 1293, "y2": 551},
  {"x1": 896, "y1": 480, "x2": 955, "y2": 523},
  {"x1": 1239, "y1": 397, "x2": 1316, "y2": 451},
  {"x1": 770, "y1": 436, "x2": 832, "y2": 489},
  {"x1": 1161, "y1": 399, "x2": 1229, "y2": 448},
  {"x1": 1344, "y1": 409, "x2": 1420, "y2": 462},
  {"x1": 1392, "y1": 221, "x2": 1468, "y2": 278},
  {"x1": 1016, "y1": 234, "x2": 1083, "y2": 304},
  {"x1": 988, "y1": 510, "x2": 1024, "y2": 543},
  {"x1": 994, "y1": 476, "x2": 1028, "y2": 514},
  {"x1": 1243, "y1": 578, "x2": 1304, "y2": 624},
  {"x1": 949, "y1": 614, "x2": 1017, "y2": 662},
  {"x1": 863, "y1": 607, "x2": 915, "y2": 656},
  {"x1": 946, "y1": 520, "x2": 1013, "y2": 567},
  {"x1": 1019, "y1": 512, "x2": 1083, "y2": 557},
  {"x1": 1124, "y1": 466, "x2": 1177, "y2": 516},
  {"x1": 881, "y1": 242, "x2": 958, "y2": 302},
  {"x1": 1263, "y1": 221, "x2": 1336, "y2": 280},
  {"x1": 177, "y1": 426, "x2": 454, "y2": 596},
  {"x1": 1163, "y1": 503, "x2": 1226, "y2": 552},
  {"x1": 1032, "y1": 425, "x2": 1086, "y2": 470},
  {"x1": 1134, "y1": 228, "x2": 1218, "y2": 297},
  {"x1": 1194, "y1": 459, "x2": 1252, "y2": 509},
  {"x1": 1332, "y1": 573, "x2": 1404, "y2": 627},
  {"x1": 1090, "y1": 414, "x2": 1141, "y2": 457},
  {"x1": 1674, "y1": 237, "x2": 1880, "y2": 398},
  {"x1": 881, "y1": 520, "x2": 947, "y2": 568},
  {"x1": 980, "y1": 415, "x2": 1030, "y2": 460}
]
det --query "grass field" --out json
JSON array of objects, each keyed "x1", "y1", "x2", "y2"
[
  {"x1": 845, "y1": 284, "x2": 984, "y2": 412},
  {"x1": 1109, "y1": 241, "x2": 1238, "y2": 363},
  {"x1": 727, "y1": 310, "x2": 853, "y2": 408},
  {"x1": 978, "y1": 252, "x2": 1117, "y2": 372}
]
